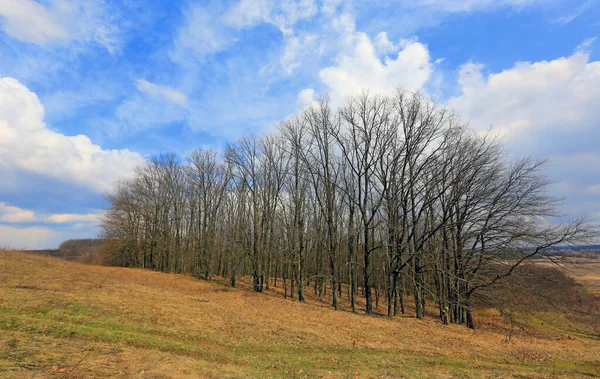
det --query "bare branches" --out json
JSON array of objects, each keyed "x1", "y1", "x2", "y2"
[{"x1": 101, "y1": 86, "x2": 594, "y2": 329}]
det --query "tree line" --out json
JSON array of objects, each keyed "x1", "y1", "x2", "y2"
[{"x1": 100, "y1": 88, "x2": 590, "y2": 328}]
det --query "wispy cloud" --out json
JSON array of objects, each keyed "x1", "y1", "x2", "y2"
[
  {"x1": 224, "y1": 0, "x2": 318, "y2": 34},
  {"x1": 170, "y1": 3, "x2": 234, "y2": 63},
  {"x1": 412, "y1": 0, "x2": 547, "y2": 13},
  {"x1": 586, "y1": 185, "x2": 600, "y2": 195},
  {"x1": 0, "y1": 224, "x2": 60, "y2": 249},
  {"x1": 0, "y1": 0, "x2": 69, "y2": 44},
  {"x1": 0, "y1": 223, "x2": 100, "y2": 249},
  {"x1": 0, "y1": 202, "x2": 36, "y2": 223},
  {"x1": 110, "y1": 79, "x2": 190, "y2": 134},
  {"x1": 553, "y1": 0, "x2": 594, "y2": 25},
  {"x1": 136, "y1": 79, "x2": 188, "y2": 107},
  {"x1": 0, "y1": 202, "x2": 101, "y2": 225},
  {"x1": 0, "y1": 0, "x2": 123, "y2": 52}
]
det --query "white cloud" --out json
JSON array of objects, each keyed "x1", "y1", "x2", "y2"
[
  {"x1": 0, "y1": 222, "x2": 98, "y2": 249},
  {"x1": 404, "y1": 0, "x2": 545, "y2": 13},
  {"x1": 321, "y1": 0, "x2": 343, "y2": 16},
  {"x1": 0, "y1": 224, "x2": 59, "y2": 249},
  {"x1": 171, "y1": 4, "x2": 233, "y2": 61},
  {"x1": 350, "y1": 0, "x2": 551, "y2": 39},
  {"x1": 449, "y1": 45, "x2": 600, "y2": 223},
  {"x1": 0, "y1": 202, "x2": 100, "y2": 224},
  {"x1": 115, "y1": 89, "x2": 189, "y2": 133},
  {"x1": 450, "y1": 49, "x2": 600, "y2": 142},
  {"x1": 113, "y1": 79, "x2": 190, "y2": 133},
  {"x1": 0, "y1": 202, "x2": 36, "y2": 223},
  {"x1": 223, "y1": 0, "x2": 322, "y2": 75},
  {"x1": 224, "y1": 0, "x2": 272, "y2": 28},
  {"x1": 0, "y1": 0, "x2": 69, "y2": 44},
  {"x1": 224, "y1": 0, "x2": 318, "y2": 34},
  {"x1": 298, "y1": 88, "x2": 316, "y2": 104},
  {"x1": 276, "y1": 0, "x2": 319, "y2": 32},
  {"x1": 553, "y1": 1, "x2": 594, "y2": 25},
  {"x1": 224, "y1": 5, "x2": 435, "y2": 111},
  {"x1": 0, "y1": 0, "x2": 121, "y2": 51},
  {"x1": 374, "y1": 32, "x2": 397, "y2": 55},
  {"x1": 136, "y1": 80, "x2": 188, "y2": 107},
  {"x1": 46, "y1": 213, "x2": 100, "y2": 224},
  {"x1": 331, "y1": 11, "x2": 355, "y2": 38},
  {"x1": 316, "y1": 19, "x2": 433, "y2": 105},
  {"x1": 0, "y1": 77, "x2": 144, "y2": 192},
  {"x1": 280, "y1": 33, "x2": 322, "y2": 73},
  {"x1": 587, "y1": 185, "x2": 600, "y2": 194}
]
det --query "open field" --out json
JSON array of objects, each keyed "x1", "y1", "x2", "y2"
[
  {"x1": 1, "y1": 250, "x2": 600, "y2": 378},
  {"x1": 533, "y1": 258, "x2": 600, "y2": 297}
]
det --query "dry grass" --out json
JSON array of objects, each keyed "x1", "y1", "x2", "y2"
[
  {"x1": 1, "y1": 249, "x2": 600, "y2": 378},
  {"x1": 535, "y1": 258, "x2": 600, "y2": 297}
]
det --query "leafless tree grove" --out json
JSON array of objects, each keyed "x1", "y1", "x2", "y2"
[{"x1": 101, "y1": 88, "x2": 590, "y2": 328}]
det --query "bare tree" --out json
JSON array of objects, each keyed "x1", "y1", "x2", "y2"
[
  {"x1": 100, "y1": 86, "x2": 594, "y2": 329},
  {"x1": 332, "y1": 92, "x2": 394, "y2": 314},
  {"x1": 186, "y1": 148, "x2": 230, "y2": 279},
  {"x1": 303, "y1": 100, "x2": 343, "y2": 309}
]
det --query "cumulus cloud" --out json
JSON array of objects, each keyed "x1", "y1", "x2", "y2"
[
  {"x1": 312, "y1": 12, "x2": 433, "y2": 105},
  {"x1": 449, "y1": 48, "x2": 600, "y2": 145},
  {"x1": 449, "y1": 45, "x2": 600, "y2": 222},
  {"x1": 0, "y1": 0, "x2": 121, "y2": 51},
  {"x1": 297, "y1": 88, "x2": 316, "y2": 104},
  {"x1": 0, "y1": 77, "x2": 144, "y2": 192},
  {"x1": 224, "y1": 4, "x2": 435, "y2": 111},
  {"x1": 374, "y1": 32, "x2": 398, "y2": 55},
  {"x1": 320, "y1": 37, "x2": 432, "y2": 105}
]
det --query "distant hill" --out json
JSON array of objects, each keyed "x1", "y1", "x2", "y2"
[
  {"x1": 557, "y1": 244, "x2": 600, "y2": 251},
  {"x1": 27, "y1": 238, "x2": 106, "y2": 263},
  {"x1": 546, "y1": 244, "x2": 600, "y2": 258}
]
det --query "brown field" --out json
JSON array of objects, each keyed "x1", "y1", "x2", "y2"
[
  {"x1": 532, "y1": 257, "x2": 600, "y2": 297},
  {"x1": 1, "y1": 250, "x2": 600, "y2": 378}
]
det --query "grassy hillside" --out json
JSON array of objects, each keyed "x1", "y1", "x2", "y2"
[{"x1": 1, "y1": 250, "x2": 599, "y2": 378}]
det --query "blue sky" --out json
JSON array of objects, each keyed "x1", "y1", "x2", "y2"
[{"x1": 0, "y1": 0, "x2": 599, "y2": 248}]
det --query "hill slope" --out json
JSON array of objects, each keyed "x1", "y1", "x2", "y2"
[{"x1": 1, "y1": 250, "x2": 599, "y2": 378}]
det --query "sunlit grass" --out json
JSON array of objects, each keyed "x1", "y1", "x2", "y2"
[{"x1": 1, "y1": 250, "x2": 599, "y2": 378}]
